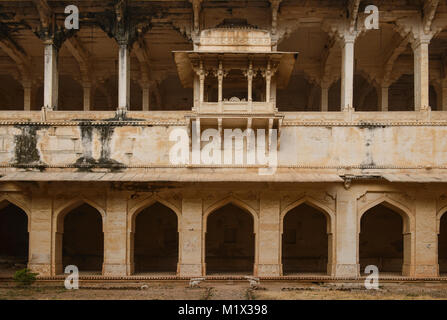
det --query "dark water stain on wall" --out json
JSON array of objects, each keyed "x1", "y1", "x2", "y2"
[
  {"x1": 358, "y1": 123, "x2": 386, "y2": 168},
  {"x1": 75, "y1": 122, "x2": 95, "y2": 167},
  {"x1": 13, "y1": 125, "x2": 44, "y2": 168},
  {"x1": 75, "y1": 123, "x2": 125, "y2": 172},
  {"x1": 98, "y1": 126, "x2": 114, "y2": 161}
]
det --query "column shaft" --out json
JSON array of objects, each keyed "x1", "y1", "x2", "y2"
[
  {"x1": 266, "y1": 76, "x2": 271, "y2": 103},
  {"x1": 83, "y1": 84, "x2": 93, "y2": 111},
  {"x1": 413, "y1": 194, "x2": 438, "y2": 277},
  {"x1": 218, "y1": 75, "x2": 223, "y2": 102},
  {"x1": 413, "y1": 39, "x2": 430, "y2": 111},
  {"x1": 44, "y1": 43, "x2": 58, "y2": 110},
  {"x1": 248, "y1": 76, "x2": 253, "y2": 102},
  {"x1": 118, "y1": 44, "x2": 130, "y2": 111},
  {"x1": 199, "y1": 74, "x2": 205, "y2": 103},
  {"x1": 341, "y1": 38, "x2": 355, "y2": 111},
  {"x1": 333, "y1": 189, "x2": 359, "y2": 277},
  {"x1": 179, "y1": 198, "x2": 203, "y2": 276},
  {"x1": 28, "y1": 194, "x2": 52, "y2": 276},
  {"x1": 258, "y1": 194, "x2": 280, "y2": 276},
  {"x1": 104, "y1": 192, "x2": 128, "y2": 275},
  {"x1": 380, "y1": 86, "x2": 389, "y2": 111}
]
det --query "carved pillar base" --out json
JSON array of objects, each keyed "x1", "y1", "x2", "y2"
[
  {"x1": 103, "y1": 263, "x2": 127, "y2": 276},
  {"x1": 28, "y1": 263, "x2": 51, "y2": 277},
  {"x1": 179, "y1": 264, "x2": 203, "y2": 277},
  {"x1": 257, "y1": 264, "x2": 281, "y2": 277},
  {"x1": 333, "y1": 264, "x2": 360, "y2": 278}
]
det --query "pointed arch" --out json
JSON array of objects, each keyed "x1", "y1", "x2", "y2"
[
  {"x1": 437, "y1": 204, "x2": 447, "y2": 274},
  {"x1": 280, "y1": 195, "x2": 334, "y2": 275},
  {"x1": 54, "y1": 197, "x2": 105, "y2": 233},
  {"x1": 0, "y1": 195, "x2": 31, "y2": 232},
  {"x1": 128, "y1": 195, "x2": 181, "y2": 233},
  {"x1": 204, "y1": 197, "x2": 257, "y2": 275},
  {"x1": 358, "y1": 196, "x2": 414, "y2": 234},
  {"x1": 128, "y1": 195, "x2": 180, "y2": 274},
  {"x1": 58, "y1": 202, "x2": 104, "y2": 273},
  {"x1": 436, "y1": 204, "x2": 447, "y2": 234},
  {"x1": 281, "y1": 196, "x2": 335, "y2": 234},
  {"x1": 0, "y1": 196, "x2": 30, "y2": 266},
  {"x1": 52, "y1": 197, "x2": 105, "y2": 275},
  {"x1": 204, "y1": 196, "x2": 258, "y2": 233},
  {"x1": 358, "y1": 195, "x2": 414, "y2": 276}
]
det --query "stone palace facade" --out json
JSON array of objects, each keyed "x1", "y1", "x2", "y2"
[{"x1": 0, "y1": 0, "x2": 447, "y2": 279}]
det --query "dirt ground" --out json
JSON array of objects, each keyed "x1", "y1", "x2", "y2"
[{"x1": 1, "y1": 281, "x2": 447, "y2": 300}]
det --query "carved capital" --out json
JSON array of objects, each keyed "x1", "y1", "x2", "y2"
[
  {"x1": 189, "y1": 0, "x2": 203, "y2": 35},
  {"x1": 394, "y1": 16, "x2": 444, "y2": 48},
  {"x1": 95, "y1": 0, "x2": 151, "y2": 47},
  {"x1": 322, "y1": 20, "x2": 361, "y2": 46},
  {"x1": 269, "y1": 0, "x2": 282, "y2": 35}
]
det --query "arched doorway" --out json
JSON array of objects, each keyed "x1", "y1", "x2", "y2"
[
  {"x1": 0, "y1": 202, "x2": 28, "y2": 274},
  {"x1": 438, "y1": 212, "x2": 447, "y2": 274},
  {"x1": 359, "y1": 204, "x2": 407, "y2": 275},
  {"x1": 282, "y1": 203, "x2": 330, "y2": 275},
  {"x1": 60, "y1": 204, "x2": 104, "y2": 274},
  {"x1": 205, "y1": 203, "x2": 255, "y2": 275},
  {"x1": 132, "y1": 202, "x2": 179, "y2": 274}
]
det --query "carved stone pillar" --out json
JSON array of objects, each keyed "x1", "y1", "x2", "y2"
[
  {"x1": 333, "y1": 188, "x2": 359, "y2": 277},
  {"x1": 96, "y1": 0, "x2": 150, "y2": 113},
  {"x1": 118, "y1": 43, "x2": 130, "y2": 111},
  {"x1": 179, "y1": 197, "x2": 203, "y2": 276},
  {"x1": 43, "y1": 40, "x2": 59, "y2": 110},
  {"x1": 258, "y1": 193, "x2": 280, "y2": 276},
  {"x1": 413, "y1": 193, "x2": 438, "y2": 277},
  {"x1": 104, "y1": 191, "x2": 128, "y2": 276},
  {"x1": 216, "y1": 61, "x2": 224, "y2": 103},
  {"x1": 264, "y1": 62, "x2": 273, "y2": 103},
  {"x1": 340, "y1": 33, "x2": 357, "y2": 111},
  {"x1": 379, "y1": 86, "x2": 389, "y2": 112},
  {"x1": 29, "y1": 193, "x2": 52, "y2": 276},
  {"x1": 412, "y1": 37, "x2": 431, "y2": 111},
  {"x1": 247, "y1": 62, "x2": 254, "y2": 102}
]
